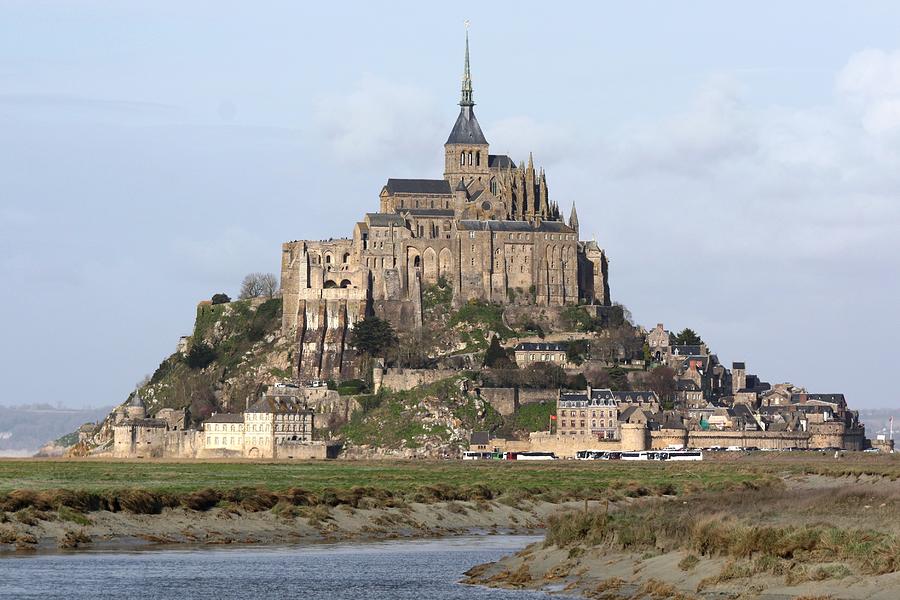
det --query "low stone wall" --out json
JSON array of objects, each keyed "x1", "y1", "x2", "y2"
[
  {"x1": 380, "y1": 368, "x2": 458, "y2": 392},
  {"x1": 518, "y1": 388, "x2": 557, "y2": 406}
]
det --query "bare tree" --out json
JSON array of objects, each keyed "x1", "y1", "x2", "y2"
[{"x1": 239, "y1": 272, "x2": 279, "y2": 299}]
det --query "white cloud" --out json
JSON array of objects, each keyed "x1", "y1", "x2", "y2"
[
  {"x1": 837, "y1": 49, "x2": 900, "y2": 137},
  {"x1": 485, "y1": 115, "x2": 577, "y2": 168},
  {"x1": 313, "y1": 76, "x2": 445, "y2": 170}
]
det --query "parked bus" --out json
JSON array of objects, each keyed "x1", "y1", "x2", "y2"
[
  {"x1": 575, "y1": 450, "x2": 607, "y2": 460},
  {"x1": 516, "y1": 451, "x2": 558, "y2": 461},
  {"x1": 620, "y1": 450, "x2": 703, "y2": 462},
  {"x1": 462, "y1": 451, "x2": 493, "y2": 460}
]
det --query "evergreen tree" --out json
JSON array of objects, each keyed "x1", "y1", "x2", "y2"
[
  {"x1": 671, "y1": 328, "x2": 703, "y2": 346},
  {"x1": 348, "y1": 316, "x2": 398, "y2": 357},
  {"x1": 483, "y1": 335, "x2": 511, "y2": 368}
]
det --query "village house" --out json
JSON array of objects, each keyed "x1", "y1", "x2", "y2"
[
  {"x1": 513, "y1": 342, "x2": 568, "y2": 368},
  {"x1": 557, "y1": 388, "x2": 619, "y2": 439}
]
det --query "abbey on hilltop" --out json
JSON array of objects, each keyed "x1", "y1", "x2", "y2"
[{"x1": 281, "y1": 33, "x2": 610, "y2": 381}]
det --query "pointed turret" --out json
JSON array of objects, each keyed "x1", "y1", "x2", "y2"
[
  {"x1": 569, "y1": 203, "x2": 579, "y2": 233},
  {"x1": 539, "y1": 168, "x2": 549, "y2": 217},
  {"x1": 444, "y1": 26, "x2": 489, "y2": 186}
]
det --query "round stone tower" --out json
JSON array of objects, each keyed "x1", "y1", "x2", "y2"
[
  {"x1": 126, "y1": 393, "x2": 147, "y2": 420},
  {"x1": 620, "y1": 423, "x2": 649, "y2": 451}
]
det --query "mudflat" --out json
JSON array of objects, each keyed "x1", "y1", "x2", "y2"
[{"x1": 463, "y1": 456, "x2": 900, "y2": 599}]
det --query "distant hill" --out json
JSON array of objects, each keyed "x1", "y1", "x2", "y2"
[
  {"x1": 860, "y1": 409, "x2": 897, "y2": 441},
  {"x1": 0, "y1": 404, "x2": 111, "y2": 456}
]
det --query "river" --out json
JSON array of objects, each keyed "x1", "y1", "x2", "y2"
[{"x1": 0, "y1": 535, "x2": 574, "y2": 599}]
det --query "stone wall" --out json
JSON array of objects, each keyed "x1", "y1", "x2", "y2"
[
  {"x1": 380, "y1": 368, "x2": 459, "y2": 392},
  {"x1": 518, "y1": 388, "x2": 557, "y2": 406},
  {"x1": 478, "y1": 387, "x2": 517, "y2": 416}
]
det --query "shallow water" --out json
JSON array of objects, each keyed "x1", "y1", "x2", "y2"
[{"x1": 0, "y1": 535, "x2": 573, "y2": 599}]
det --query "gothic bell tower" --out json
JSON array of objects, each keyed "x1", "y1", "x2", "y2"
[{"x1": 444, "y1": 28, "x2": 490, "y2": 188}]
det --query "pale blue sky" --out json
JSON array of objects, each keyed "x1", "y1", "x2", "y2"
[{"x1": 2, "y1": 2, "x2": 898, "y2": 409}]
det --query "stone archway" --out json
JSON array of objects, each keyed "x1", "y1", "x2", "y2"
[
  {"x1": 422, "y1": 247, "x2": 438, "y2": 285},
  {"x1": 247, "y1": 447, "x2": 260, "y2": 458},
  {"x1": 438, "y1": 248, "x2": 453, "y2": 281}
]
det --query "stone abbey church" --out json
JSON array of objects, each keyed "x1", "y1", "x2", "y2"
[{"x1": 281, "y1": 35, "x2": 610, "y2": 381}]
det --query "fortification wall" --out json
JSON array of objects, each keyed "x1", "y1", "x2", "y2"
[
  {"x1": 274, "y1": 441, "x2": 337, "y2": 460},
  {"x1": 478, "y1": 387, "x2": 517, "y2": 416},
  {"x1": 518, "y1": 388, "x2": 557, "y2": 406},
  {"x1": 527, "y1": 432, "x2": 620, "y2": 458},
  {"x1": 687, "y1": 431, "x2": 810, "y2": 449},
  {"x1": 381, "y1": 368, "x2": 458, "y2": 392},
  {"x1": 294, "y1": 298, "x2": 367, "y2": 382},
  {"x1": 649, "y1": 429, "x2": 689, "y2": 450}
]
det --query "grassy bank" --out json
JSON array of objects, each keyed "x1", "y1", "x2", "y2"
[{"x1": 0, "y1": 458, "x2": 775, "y2": 496}]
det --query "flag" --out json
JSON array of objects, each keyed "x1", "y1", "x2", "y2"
[{"x1": 550, "y1": 415, "x2": 557, "y2": 420}]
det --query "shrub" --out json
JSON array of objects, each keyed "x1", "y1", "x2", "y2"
[
  {"x1": 185, "y1": 342, "x2": 216, "y2": 369},
  {"x1": 545, "y1": 509, "x2": 608, "y2": 548},
  {"x1": 211, "y1": 293, "x2": 231, "y2": 305}
]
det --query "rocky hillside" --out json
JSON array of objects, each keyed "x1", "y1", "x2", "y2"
[
  {"x1": 339, "y1": 377, "x2": 504, "y2": 458},
  {"x1": 78, "y1": 297, "x2": 293, "y2": 453},
  {"x1": 70, "y1": 282, "x2": 640, "y2": 457}
]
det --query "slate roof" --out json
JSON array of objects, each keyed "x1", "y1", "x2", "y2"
[
  {"x1": 246, "y1": 396, "x2": 313, "y2": 415},
  {"x1": 457, "y1": 220, "x2": 573, "y2": 233},
  {"x1": 205, "y1": 413, "x2": 244, "y2": 424},
  {"x1": 791, "y1": 393, "x2": 845, "y2": 406},
  {"x1": 733, "y1": 362, "x2": 746, "y2": 369},
  {"x1": 384, "y1": 179, "x2": 452, "y2": 195},
  {"x1": 366, "y1": 213, "x2": 405, "y2": 227},
  {"x1": 446, "y1": 106, "x2": 488, "y2": 145},
  {"x1": 470, "y1": 431, "x2": 490, "y2": 445},
  {"x1": 398, "y1": 208, "x2": 455, "y2": 217},
  {"x1": 612, "y1": 390, "x2": 659, "y2": 404},
  {"x1": 488, "y1": 154, "x2": 516, "y2": 169},
  {"x1": 671, "y1": 345, "x2": 704, "y2": 356},
  {"x1": 675, "y1": 379, "x2": 700, "y2": 391},
  {"x1": 515, "y1": 342, "x2": 566, "y2": 352}
]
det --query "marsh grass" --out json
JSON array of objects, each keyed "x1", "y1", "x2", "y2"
[
  {"x1": 545, "y1": 482, "x2": 900, "y2": 585},
  {"x1": 58, "y1": 505, "x2": 91, "y2": 526}
]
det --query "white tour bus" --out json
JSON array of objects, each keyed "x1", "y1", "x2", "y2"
[
  {"x1": 620, "y1": 450, "x2": 703, "y2": 462},
  {"x1": 515, "y1": 451, "x2": 558, "y2": 461}
]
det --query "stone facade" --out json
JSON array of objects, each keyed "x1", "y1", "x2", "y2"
[
  {"x1": 557, "y1": 388, "x2": 620, "y2": 439},
  {"x1": 280, "y1": 35, "x2": 610, "y2": 382},
  {"x1": 112, "y1": 384, "x2": 338, "y2": 459},
  {"x1": 513, "y1": 342, "x2": 568, "y2": 368}
]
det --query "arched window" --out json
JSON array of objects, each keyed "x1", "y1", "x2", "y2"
[
  {"x1": 468, "y1": 151, "x2": 473, "y2": 165},
  {"x1": 324, "y1": 254, "x2": 332, "y2": 264},
  {"x1": 460, "y1": 152, "x2": 465, "y2": 166},
  {"x1": 475, "y1": 151, "x2": 480, "y2": 166},
  {"x1": 342, "y1": 252, "x2": 350, "y2": 264},
  {"x1": 339, "y1": 279, "x2": 352, "y2": 288},
  {"x1": 413, "y1": 256, "x2": 421, "y2": 268},
  {"x1": 324, "y1": 280, "x2": 337, "y2": 289},
  {"x1": 490, "y1": 178, "x2": 497, "y2": 195}
]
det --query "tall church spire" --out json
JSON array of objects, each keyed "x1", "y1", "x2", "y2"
[{"x1": 460, "y1": 24, "x2": 474, "y2": 107}]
